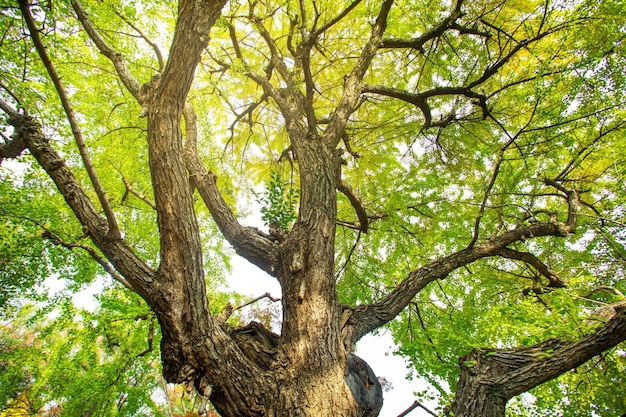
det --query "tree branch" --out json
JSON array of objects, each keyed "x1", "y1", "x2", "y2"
[
  {"x1": 39, "y1": 226, "x2": 134, "y2": 291},
  {"x1": 322, "y1": 0, "x2": 394, "y2": 146},
  {"x1": 396, "y1": 400, "x2": 438, "y2": 417},
  {"x1": 448, "y1": 305, "x2": 626, "y2": 416},
  {"x1": 381, "y1": 0, "x2": 464, "y2": 52},
  {"x1": 501, "y1": 304, "x2": 626, "y2": 397},
  {"x1": 112, "y1": 7, "x2": 164, "y2": 73},
  {"x1": 336, "y1": 178, "x2": 369, "y2": 233},
  {"x1": 0, "y1": 99, "x2": 27, "y2": 162},
  {"x1": 309, "y1": 0, "x2": 364, "y2": 41},
  {"x1": 7, "y1": 113, "x2": 155, "y2": 294},
  {"x1": 362, "y1": 84, "x2": 488, "y2": 128},
  {"x1": 498, "y1": 247, "x2": 566, "y2": 289},
  {"x1": 182, "y1": 104, "x2": 281, "y2": 277},
  {"x1": 350, "y1": 218, "x2": 578, "y2": 344},
  {"x1": 71, "y1": 0, "x2": 144, "y2": 101},
  {"x1": 120, "y1": 176, "x2": 156, "y2": 211},
  {"x1": 20, "y1": 0, "x2": 121, "y2": 239}
]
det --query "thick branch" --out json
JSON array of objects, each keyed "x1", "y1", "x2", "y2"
[
  {"x1": 362, "y1": 84, "x2": 488, "y2": 128},
  {"x1": 448, "y1": 306, "x2": 626, "y2": 417},
  {"x1": 182, "y1": 104, "x2": 280, "y2": 277},
  {"x1": 0, "y1": 99, "x2": 27, "y2": 161},
  {"x1": 155, "y1": 0, "x2": 227, "y2": 113},
  {"x1": 501, "y1": 304, "x2": 626, "y2": 397},
  {"x1": 350, "y1": 219, "x2": 577, "y2": 343}
]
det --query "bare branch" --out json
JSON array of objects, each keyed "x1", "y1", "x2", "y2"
[
  {"x1": 227, "y1": 93, "x2": 270, "y2": 140},
  {"x1": 468, "y1": 101, "x2": 541, "y2": 247},
  {"x1": 336, "y1": 230, "x2": 362, "y2": 279},
  {"x1": 137, "y1": 319, "x2": 156, "y2": 357},
  {"x1": 219, "y1": 292, "x2": 282, "y2": 323},
  {"x1": 0, "y1": 82, "x2": 23, "y2": 111},
  {"x1": 468, "y1": 147, "x2": 503, "y2": 247},
  {"x1": 397, "y1": 400, "x2": 438, "y2": 417}
]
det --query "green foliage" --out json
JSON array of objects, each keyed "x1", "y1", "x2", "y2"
[
  {"x1": 0, "y1": 290, "x2": 169, "y2": 417},
  {"x1": 254, "y1": 170, "x2": 299, "y2": 232}
]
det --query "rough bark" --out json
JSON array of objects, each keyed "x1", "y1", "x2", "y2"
[{"x1": 447, "y1": 305, "x2": 626, "y2": 417}]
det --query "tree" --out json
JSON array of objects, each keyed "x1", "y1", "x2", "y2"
[
  {"x1": 0, "y1": 293, "x2": 166, "y2": 417},
  {"x1": 1, "y1": 0, "x2": 625, "y2": 415}
]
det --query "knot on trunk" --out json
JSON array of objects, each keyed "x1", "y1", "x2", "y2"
[{"x1": 230, "y1": 321, "x2": 279, "y2": 370}]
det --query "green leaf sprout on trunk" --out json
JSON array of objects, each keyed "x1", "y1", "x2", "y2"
[{"x1": 253, "y1": 170, "x2": 299, "y2": 233}]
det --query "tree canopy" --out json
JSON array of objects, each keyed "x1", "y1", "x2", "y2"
[{"x1": 1, "y1": 0, "x2": 625, "y2": 416}]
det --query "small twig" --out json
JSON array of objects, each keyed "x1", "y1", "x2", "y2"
[
  {"x1": 120, "y1": 175, "x2": 156, "y2": 210},
  {"x1": 220, "y1": 292, "x2": 281, "y2": 322},
  {"x1": 113, "y1": 8, "x2": 164, "y2": 72},
  {"x1": 233, "y1": 292, "x2": 280, "y2": 313},
  {"x1": 498, "y1": 248, "x2": 566, "y2": 288},
  {"x1": 17, "y1": 214, "x2": 133, "y2": 291},
  {"x1": 136, "y1": 318, "x2": 155, "y2": 357},
  {"x1": 336, "y1": 230, "x2": 362, "y2": 279}
]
